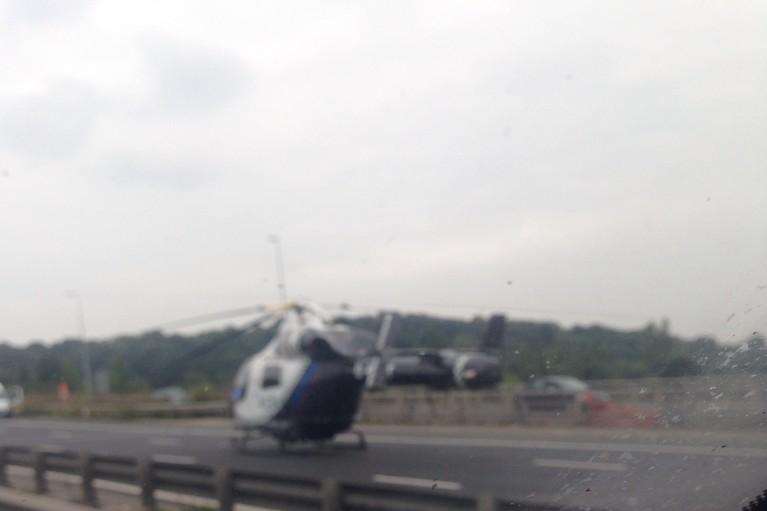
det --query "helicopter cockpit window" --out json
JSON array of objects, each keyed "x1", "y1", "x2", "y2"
[
  {"x1": 305, "y1": 337, "x2": 345, "y2": 361},
  {"x1": 262, "y1": 366, "x2": 281, "y2": 389},
  {"x1": 231, "y1": 366, "x2": 249, "y2": 402},
  {"x1": 298, "y1": 327, "x2": 376, "y2": 360}
]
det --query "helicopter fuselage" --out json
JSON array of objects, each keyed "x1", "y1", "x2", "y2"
[{"x1": 230, "y1": 318, "x2": 368, "y2": 444}]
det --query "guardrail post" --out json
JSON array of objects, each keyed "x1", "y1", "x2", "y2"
[
  {"x1": 79, "y1": 450, "x2": 98, "y2": 507},
  {"x1": 477, "y1": 493, "x2": 497, "y2": 511},
  {"x1": 320, "y1": 479, "x2": 341, "y2": 511},
  {"x1": 33, "y1": 450, "x2": 47, "y2": 494},
  {"x1": 137, "y1": 458, "x2": 155, "y2": 511},
  {"x1": 215, "y1": 466, "x2": 233, "y2": 511},
  {"x1": 0, "y1": 447, "x2": 7, "y2": 486}
]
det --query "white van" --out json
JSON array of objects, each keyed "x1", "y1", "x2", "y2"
[{"x1": 0, "y1": 383, "x2": 22, "y2": 418}]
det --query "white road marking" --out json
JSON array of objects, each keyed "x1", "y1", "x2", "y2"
[
  {"x1": 152, "y1": 454, "x2": 196, "y2": 464},
  {"x1": 533, "y1": 458, "x2": 627, "y2": 472},
  {"x1": 38, "y1": 444, "x2": 65, "y2": 453},
  {"x1": 149, "y1": 437, "x2": 182, "y2": 447},
  {"x1": 49, "y1": 431, "x2": 73, "y2": 440},
  {"x1": 373, "y1": 474, "x2": 463, "y2": 491}
]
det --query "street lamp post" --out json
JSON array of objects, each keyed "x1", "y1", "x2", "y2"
[
  {"x1": 65, "y1": 290, "x2": 93, "y2": 396},
  {"x1": 268, "y1": 235, "x2": 288, "y2": 302}
]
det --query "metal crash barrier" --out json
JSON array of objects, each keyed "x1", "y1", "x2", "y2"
[{"x1": 0, "y1": 444, "x2": 579, "y2": 511}]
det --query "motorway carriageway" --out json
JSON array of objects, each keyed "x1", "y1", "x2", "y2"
[{"x1": 0, "y1": 419, "x2": 765, "y2": 511}]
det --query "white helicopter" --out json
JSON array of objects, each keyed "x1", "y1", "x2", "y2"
[
  {"x1": 156, "y1": 299, "x2": 508, "y2": 450},
  {"x1": 190, "y1": 301, "x2": 393, "y2": 451},
  {"x1": 148, "y1": 240, "x2": 502, "y2": 451}
]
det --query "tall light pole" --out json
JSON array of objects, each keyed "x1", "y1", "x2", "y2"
[
  {"x1": 268, "y1": 235, "x2": 287, "y2": 302},
  {"x1": 65, "y1": 290, "x2": 93, "y2": 396}
]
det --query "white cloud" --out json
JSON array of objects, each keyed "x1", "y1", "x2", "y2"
[
  {"x1": 0, "y1": 0, "x2": 765, "y2": 344},
  {"x1": 0, "y1": 81, "x2": 102, "y2": 161},
  {"x1": 139, "y1": 34, "x2": 255, "y2": 114},
  {"x1": 3, "y1": 0, "x2": 94, "y2": 24}
]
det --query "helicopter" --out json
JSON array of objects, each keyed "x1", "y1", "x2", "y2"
[
  {"x1": 149, "y1": 228, "x2": 505, "y2": 449},
  {"x1": 379, "y1": 314, "x2": 506, "y2": 390},
  {"x1": 194, "y1": 301, "x2": 393, "y2": 451},
  {"x1": 155, "y1": 302, "x2": 506, "y2": 450}
]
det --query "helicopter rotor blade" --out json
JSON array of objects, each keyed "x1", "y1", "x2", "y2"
[
  {"x1": 150, "y1": 311, "x2": 275, "y2": 387},
  {"x1": 376, "y1": 314, "x2": 392, "y2": 352},
  {"x1": 243, "y1": 309, "x2": 285, "y2": 332},
  {"x1": 149, "y1": 305, "x2": 268, "y2": 331}
]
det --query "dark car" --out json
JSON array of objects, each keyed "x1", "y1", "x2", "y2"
[{"x1": 525, "y1": 376, "x2": 592, "y2": 394}]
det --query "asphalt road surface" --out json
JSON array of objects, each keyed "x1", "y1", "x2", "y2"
[{"x1": 0, "y1": 418, "x2": 765, "y2": 511}]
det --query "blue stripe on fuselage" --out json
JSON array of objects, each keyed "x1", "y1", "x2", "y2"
[{"x1": 288, "y1": 362, "x2": 317, "y2": 411}]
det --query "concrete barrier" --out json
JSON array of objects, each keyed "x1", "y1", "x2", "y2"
[
  {"x1": 588, "y1": 374, "x2": 767, "y2": 430},
  {"x1": 21, "y1": 398, "x2": 229, "y2": 420},
  {"x1": 360, "y1": 375, "x2": 767, "y2": 430},
  {"x1": 359, "y1": 388, "x2": 521, "y2": 426}
]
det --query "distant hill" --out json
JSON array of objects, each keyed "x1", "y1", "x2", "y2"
[{"x1": 0, "y1": 314, "x2": 763, "y2": 393}]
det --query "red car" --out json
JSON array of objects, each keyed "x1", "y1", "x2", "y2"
[{"x1": 517, "y1": 376, "x2": 658, "y2": 428}]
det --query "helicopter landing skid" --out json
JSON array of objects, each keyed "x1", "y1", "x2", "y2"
[
  {"x1": 231, "y1": 424, "x2": 367, "y2": 453},
  {"x1": 350, "y1": 429, "x2": 367, "y2": 450},
  {"x1": 230, "y1": 429, "x2": 263, "y2": 452},
  {"x1": 276, "y1": 430, "x2": 367, "y2": 453}
]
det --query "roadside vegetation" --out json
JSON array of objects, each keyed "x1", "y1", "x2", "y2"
[{"x1": 0, "y1": 314, "x2": 763, "y2": 394}]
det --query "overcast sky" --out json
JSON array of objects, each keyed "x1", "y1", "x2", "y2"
[{"x1": 1, "y1": 0, "x2": 765, "y2": 345}]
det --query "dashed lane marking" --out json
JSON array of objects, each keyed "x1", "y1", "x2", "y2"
[
  {"x1": 49, "y1": 431, "x2": 73, "y2": 440},
  {"x1": 149, "y1": 437, "x2": 182, "y2": 447},
  {"x1": 533, "y1": 458, "x2": 627, "y2": 472},
  {"x1": 38, "y1": 444, "x2": 65, "y2": 453},
  {"x1": 373, "y1": 474, "x2": 463, "y2": 491}
]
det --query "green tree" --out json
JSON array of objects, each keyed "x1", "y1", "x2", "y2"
[{"x1": 660, "y1": 356, "x2": 702, "y2": 377}]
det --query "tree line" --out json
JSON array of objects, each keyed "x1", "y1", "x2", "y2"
[{"x1": 0, "y1": 314, "x2": 763, "y2": 393}]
